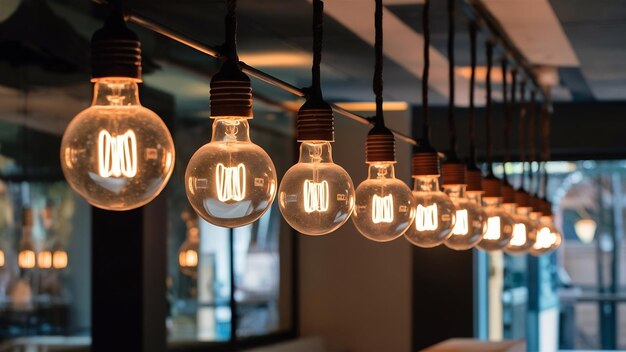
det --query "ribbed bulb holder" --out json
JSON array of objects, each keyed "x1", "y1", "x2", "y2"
[
  {"x1": 365, "y1": 124, "x2": 396, "y2": 162},
  {"x1": 412, "y1": 144, "x2": 440, "y2": 176},
  {"x1": 501, "y1": 182, "x2": 516, "y2": 204},
  {"x1": 531, "y1": 196, "x2": 543, "y2": 214},
  {"x1": 441, "y1": 160, "x2": 467, "y2": 186},
  {"x1": 514, "y1": 190, "x2": 531, "y2": 207},
  {"x1": 297, "y1": 96, "x2": 334, "y2": 142},
  {"x1": 541, "y1": 198, "x2": 553, "y2": 216},
  {"x1": 91, "y1": 9, "x2": 141, "y2": 80},
  {"x1": 466, "y1": 169, "x2": 483, "y2": 192},
  {"x1": 210, "y1": 62, "x2": 253, "y2": 118},
  {"x1": 483, "y1": 176, "x2": 503, "y2": 198}
]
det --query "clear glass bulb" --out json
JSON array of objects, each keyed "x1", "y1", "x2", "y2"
[
  {"x1": 38, "y1": 250, "x2": 53, "y2": 269},
  {"x1": 503, "y1": 204, "x2": 537, "y2": 255},
  {"x1": 278, "y1": 141, "x2": 354, "y2": 236},
  {"x1": 443, "y1": 185, "x2": 487, "y2": 251},
  {"x1": 18, "y1": 243, "x2": 36, "y2": 269},
  {"x1": 179, "y1": 226, "x2": 200, "y2": 277},
  {"x1": 352, "y1": 162, "x2": 415, "y2": 242},
  {"x1": 476, "y1": 197, "x2": 515, "y2": 251},
  {"x1": 404, "y1": 176, "x2": 456, "y2": 248},
  {"x1": 53, "y1": 248, "x2": 69, "y2": 269},
  {"x1": 530, "y1": 215, "x2": 562, "y2": 256},
  {"x1": 0, "y1": 247, "x2": 4, "y2": 268},
  {"x1": 61, "y1": 78, "x2": 175, "y2": 211},
  {"x1": 186, "y1": 116, "x2": 277, "y2": 228}
]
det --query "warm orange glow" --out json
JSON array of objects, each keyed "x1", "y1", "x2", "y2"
[
  {"x1": 334, "y1": 101, "x2": 409, "y2": 112},
  {"x1": 456, "y1": 66, "x2": 513, "y2": 83},
  {"x1": 53, "y1": 251, "x2": 69, "y2": 269},
  {"x1": 18, "y1": 250, "x2": 36, "y2": 269},
  {"x1": 0, "y1": 250, "x2": 4, "y2": 267},
  {"x1": 239, "y1": 52, "x2": 311, "y2": 67},
  {"x1": 38, "y1": 251, "x2": 53, "y2": 269},
  {"x1": 179, "y1": 249, "x2": 198, "y2": 268}
]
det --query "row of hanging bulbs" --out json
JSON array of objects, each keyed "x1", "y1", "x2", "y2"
[{"x1": 59, "y1": 0, "x2": 561, "y2": 256}]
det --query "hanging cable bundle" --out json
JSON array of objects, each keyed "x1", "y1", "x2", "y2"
[
  {"x1": 514, "y1": 80, "x2": 532, "y2": 209},
  {"x1": 465, "y1": 22, "x2": 483, "y2": 193},
  {"x1": 500, "y1": 60, "x2": 516, "y2": 205},
  {"x1": 481, "y1": 41, "x2": 501, "y2": 199}
]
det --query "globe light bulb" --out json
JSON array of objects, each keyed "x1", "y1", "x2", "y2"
[
  {"x1": 503, "y1": 203, "x2": 537, "y2": 255},
  {"x1": 61, "y1": 10, "x2": 175, "y2": 211},
  {"x1": 278, "y1": 141, "x2": 354, "y2": 236},
  {"x1": 178, "y1": 226, "x2": 200, "y2": 277},
  {"x1": 18, "y1": 244, "x2": 36, "y2": 269},
  {"x1": 186, "y1": 115, "x2": 277, "y2": 228},
  {"x1": 0, "y1": 247, "x2": 4, "y2": 267},
  {"x1": 352, "y1": 162, "x2": 415, "y2": 242},
  {"x1": 53, "y1": 248, "x2": 69, "y2": 269},
  {"x1": 443, "y1": 184, "x2": 487, "y2": 251},
  {"x1": 404, "y1": 175, "x2": 456, "y2": 248},
  {"x1": 530, "y1": 215, "x2": 562, "y2": 255},
  {"x1": 574, "y1": 218, "x2": 596, "y2": 244},
  {"x1": 38, "y1": 250, "x2": 53, "y2": 269},
  {"x1": 476, "y1": 196, "x2": 514, "y2": 252}
]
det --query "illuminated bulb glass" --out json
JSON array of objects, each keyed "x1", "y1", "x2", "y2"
[
  {"x1": 186, "y1": 117, "x2": 277, "y2": 228},
  {"x1": 18, "y1": 244, "x2": 36, "y2": 269},
  {"x1": 178, "y1": 227, "x2": 200, "y2": 277},
  {"x1": 53, "y1": 250, "x2": 69, "y2": 269},
  {"x1": 352, "y1": 162, "x2": 415, "y2": 242},
  {"x1": 530, "y1": 215, "x2": 562, "y2": 256},
  {"x1": 476, "y1": 197, "x2": 514, "y2": 251},
  {"x1": 443, "y1": 185, "x2": 487, "y2": 251},
  {"x1": 503, "y1": 204, "x2": 537, "y2": 255},
  {"x1": 38, "y1": 250, "x2": 53, "y2": 269},
  {"x1": 61, "y1": 78, "x2": 175, "y2": 210},
  {"x1": 0, "y1": 248, "x2": 4, "y2": 267},
  {"x1": 404, "y1": 176, "x2": 456, "y2": 248},
  {"x1": 278, "y1": 142, "x2": 354, "y2": 235}
]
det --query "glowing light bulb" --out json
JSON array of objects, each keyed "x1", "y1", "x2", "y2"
[
  {"x1": 53, "y1": 250, "x2": 69, "y2": 269},
  {"x1": 503, "y1": 204, "x2": 537, "y2": 255},
  {"x1": 530, "y1": 215, "x2": 562, "y2": 255},
  {"x1": 352, "y1": 162, "x2": 415, "y2": 242},
  {"x1": 404, "y1": 176, "x2": 456, "y2": 248},
  {"x1": 443, "y1": 185, "x2": 487, "y2": 251},
  {"x1": 0, "y1": 248, "x2": 4, "y2": 267},
  {"x1": 279, "y1": 142, "x2": 354, "y2": 236},
  {"x1": 38, "y1": 250, "x2": 53, "y2": 269},
  {"x1": 18, "y1": 246, "x2": 36, "y2": 269},
  {"x1": 178, "y1": 226, "x2": 200, "y2": 277},
  {"x1": 575, "y1": 218, "x2": 596, "y2": 244},
  {"x1": 476, "y1": 196, "x2": 514, "y2": 251},
  {"x1": 186, "y1": 117, "x2": 277, "y2": 228},
  {"x1": 61, "y1": 78, "x2": 175, "y2": 211}
]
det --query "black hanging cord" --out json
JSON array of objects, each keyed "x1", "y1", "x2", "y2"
[
  {"x1": 468, "y1": 22, "x2": 477, "y2": 163},
  {"x1": 225, "y1": 0, "x2": 239, "y2": 63},
  {"x1": 447, "y1": 0, "x2": 456, "y2": 153},
  {"x1": 509, "y1": 68, "x2": 517, "y2": 163},
  {"x1": 311, "y1": 0, "x2": 324, "y2": 97},
  {"x1": 541, "y1": 94, "x2": 551, "y2": 198},
  {"x1": 421, "y1": 0, "x2": 431, "y2": 141},
  {"x1": 528, "y1": 90, "x2": 537, "y2": 195},
  {"x1": 373, "y1": 0, "x2": 385, "y2": 126},
  {"x1": 485, "y1": 41, "x2": 494, "y2": 174},
  {"x1": 501, "y1": 59, "x2": 509, "y2": 183},
  {"x1": 518, "y1": 80, "x2": 527, "y2": 190}
]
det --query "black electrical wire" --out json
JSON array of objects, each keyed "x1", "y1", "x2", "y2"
[
  {"x1": 225, "y1": 0, "x2": 239, "y2": 63},
  {"x1": 373, "y1": 0, "x2": 385, "y2": 127},
  {"x1": 518, "y1": 80, "x2": 527, "y2": 190},
  {"x1": 447, "y1": 0, "x2": 456, "y2": 154},
  {"x1": 485, "y1": 41, "x2": 494, "y2": 173},
  {"x1": 421, "y1": 0, "x2": 431, "y2": 141},
  {"x1": 311, "y1": 0, "x2": 324, "y2": 97},
  {"x1": 528, "y1": 90, "x2": 537, "y2": 195},
  {"x1": 468, "y1": 22, "x2": 477, "y2": 163},
  {"x1": 501, "y1": 58, "x2": 509, "y2": 183},
  {"x1": 541, "y1": 96, "x2": 551, "y2": 198}
]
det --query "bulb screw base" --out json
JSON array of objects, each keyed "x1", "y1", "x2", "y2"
[
  {"x1": 91, "y1": 9, "x2": 142, "y2": 80},
  {"x1": 514, "y1": 190, "x2": 531, "y2": 207},
  {"x1": 412, "y1": 143, "x2": 440, "y2": 176},
  {"x1": 441, "y1": 156, "x2": 467, "y2": 186},
  {"x1": 483, "y1": 176, "x2": 503, "y2": 198},
  {"x1": 210, "y1": 61, "x2": 253, "y2": 118},
  {"x1": 297, "y1": 96, "x2": 334, "y2": 141},
  {"x1": 501, "y1": 182, "x2": 516, "y2": 204},
  {"x1": 466, "y1": 164, "x2": 484, "y2": 192},
  {"x1": 531, "y1": 196, "x2": 543, "y2": 214},
  {"x1": 365, "y1": 125, "x2": 396, "y2": 162},
  {"x1": 541, "y1": 198, "x2": 553, "y2": 216}
]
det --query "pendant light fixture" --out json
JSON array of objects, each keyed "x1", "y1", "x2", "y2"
[
  {"x1": 442, "y1": 5, "x2": 486, "y2": 251},
  {"x1": 476, "y1": 41, "x2": 514, "y2": 252},
  {"x1": 185, "y1": 0, "x2": 278, "y2": 228},
  {"x1": 404, "y1": 0, "x2": 456, "y2": 248},
  {"x1": 352, "y1": 0, "x2": 415, "y2": 242},
  {"x1": 61, "y1": 3, "x2": 175, "y2": 211},
  {"x1": 18, "y1": 208, "x2": 36, "y2": 269},
  {"x1": 178, "y1": 213, "x2": 200, "y2": 277},
  {"x1": 505, "y1": 79, "x2": 536, "y2": 254},
  {"x1": 278, "y1": 0, "x2": 355, "y2": 236}
]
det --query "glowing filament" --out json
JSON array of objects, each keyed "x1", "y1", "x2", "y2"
[
  {"x1": 98, "y1": 129, "x2": 138, "y2": 178},
  {"x1": 484, "y1": 216, "x2": 502, "y2": 240},
  {"x1": 53, "y1": 251, "x2": 68, "y2": 269},
  {"x1": 303, "y1": 180, "x2": 329, "y2": 213},
  {"x1": 38, "y1": 251, "x2": 53, "y2": 269},
  {"x1": 452, "y1": 209, "x2": 469, "y2": 235},
  {"x1": 534, "y1": 227, "x2": 553, "y2": 249},
  {"x1": 179, "y1": 249, "x2": 198, "y2": 268},
  {"x1": 216, "y1": 163, "x2": 246, "y2": 202},
  {"x1": 372, "y1": 194, "x2": 394, "y2": 224},
  {"x1": 0, "y1": 250, "x2": 4, "y2": 267},
  {"x1": 509, "y1": 224, "x2": 527, "y2": 247},
  {"x1": 18, "y1": 250, "x2": 36, "y2": 269},
  {"x1": 415, "y1": 204, "x2": 438, "y2": 231}
]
